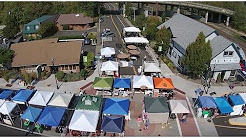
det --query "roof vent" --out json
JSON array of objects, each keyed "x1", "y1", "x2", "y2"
[{"x1": 75, "y1": 14, "x2": 80, "y2": 17}]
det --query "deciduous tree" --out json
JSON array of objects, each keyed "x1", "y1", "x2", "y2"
[
  {"x1": 146, "y1": 16, "x2": 161, "y2": 40},
  {"x1": 155, "y1": 27, "x2": 171, "y2": 55},
  {"x1": 0, "y1": 47, "x2": 14, "y2": 67}
]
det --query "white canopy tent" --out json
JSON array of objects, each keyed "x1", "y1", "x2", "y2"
[
  {"x1": 133, "y1": 75, "x2": 154, "y2": 89},
  {"x1": 48, "y1": 93, "x2": 74, "y2": 108},
  {"x1": 169, "y1": 100, "x2": 190, "y2": 114},
  {"x1": 69, "y1": 110, "x2": 100, "y2": 132},
  {"x1": 101, "y1": 61, "x2": 119, "y2": 72},
  {"x1": 0, "y1": 101, "x2": 18, "y2": 125},
  {"x1": 144, "y1": 62, "x2": 161, "y2": 73},
  {"x1": 123, "y1": 27, "x2": 141, "y2": 33},
  {"x1": 28, "y1": 91, "x2": 54, "y2": 106},
  {"x1": 0, "y1": 99, "x2": 5, "y2": 107},
  {"x1": 239, "y1": 93, "x2": 246, "y2": 103},
  {"x1": 124, "y1": 37, "x2": 149, "y2": 44},
  {"x1": 100, "y1": 47, "x2": 115, "y2": 57}
]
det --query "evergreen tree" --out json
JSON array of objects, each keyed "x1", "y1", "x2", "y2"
[
  {"x1": 184, "y1": 32, "x2": 212, "y2": 78},
  {"x1": 0, "y1": 47, "x2": 14, "y2": 66}
]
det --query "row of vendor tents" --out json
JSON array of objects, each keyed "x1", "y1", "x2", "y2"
[
  {"x1": 0, "y1": 88, "x2": 191, "y2": 133},
  {"x1": 197, "y1": 93, "x2": 246, "y2": 115},
  {"x1": 0, "y1": 88, "x2": 130, "y2": 133},
  {"x1": 92, "y1": 76, "x2": 175, "y2": 90}
]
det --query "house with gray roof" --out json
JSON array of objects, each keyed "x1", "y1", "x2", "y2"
[{"x1": 157, "y1": 13, "x2": 244, "y2": 81}]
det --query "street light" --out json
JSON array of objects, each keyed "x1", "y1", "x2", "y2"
[{"x1": 51, "y1": 58, "x2": 59, "y2": 89}]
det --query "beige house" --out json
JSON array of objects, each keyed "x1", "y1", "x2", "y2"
[
  {"x1": 11, "y1": 38, "x2": 82, "y2": 74},
  {"x1": 56, "y1": 13, "x2": 94, "y2": 31}
]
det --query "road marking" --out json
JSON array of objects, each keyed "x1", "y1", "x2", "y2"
[
  {"x1": 214, "y1": 124, "x2": 246, "y2": 130},
  {"x1": 108, "y1": 3, "x2": 126, "y2": 27},
  {"x1": 186, "y1": 97, "x2": 202, "y2": 136},
  {"x1": 105, "y1": 3, "x2": 125, "y2": 45},
  {"x1": 175, "y1": 113, "x2": 183, "y2": 136},
  {"x1": 132, "y1": 66, "x2": 137, "y2": 75}
]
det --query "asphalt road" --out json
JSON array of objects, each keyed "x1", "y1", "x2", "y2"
[
  {"x1": 0, "y1": 124, "x2": 41, "y2": 136},
  {"x1": 213, "y1": 116, "x2": 246, "y2": 136}
]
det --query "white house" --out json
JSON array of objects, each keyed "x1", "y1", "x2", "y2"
[{"x1": 157, "y1": 13, "x2": 244, "y2": 81}]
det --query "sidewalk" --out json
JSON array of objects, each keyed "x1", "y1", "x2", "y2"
[{"x1": 0, "y1": 66, "x2": 99, "y2": 94}]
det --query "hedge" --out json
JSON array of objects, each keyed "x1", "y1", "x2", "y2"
[{"x1": 58, "y1": 35, "x2": 85, "y2": 40}]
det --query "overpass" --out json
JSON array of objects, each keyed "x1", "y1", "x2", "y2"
[{"x1": 121, "y1": 1, "x2": 235, "y2": 26}]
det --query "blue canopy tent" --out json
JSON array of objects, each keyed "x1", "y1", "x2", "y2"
[
  {"x1": 0, "y1": 89, "x2": 14, "y2": 100},
  {"x1": 21, "y1": 106, "x2": 43, "y2": 122},
  {"x1": 198, "y1": 96, "x2": 217, "y2": 108},
  {"x1": 103, "y1": 98, "x2": 130, "y2": 116},
  {"x1": 12, "y1": 89, "x2": 35, "y2": 104},
  {"x1": 113, "y1": 78, "x2": 131, "y2": 89},
  {"x1": 101, "y1": 115, "x2": 124, "y2": 133},
  {"x1": 228, "y1": 95, "x2": 245, "y2": 106},
  {"x1": 214, "y1": 97, "x2": 233, "y2": 114},
  {"x1": 37, "y1": 106, "x2": 66, "y2": 127}
]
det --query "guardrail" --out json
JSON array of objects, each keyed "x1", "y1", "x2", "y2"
[{"x1": 158, "y1": 1, "x2": 234, "y2": 15}]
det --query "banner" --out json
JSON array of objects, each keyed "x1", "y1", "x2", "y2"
[
  {"x1": 158, "y1": 46, "x2": 162, "y2": 52},
  {"x1": 83, "y1": 56, "x2": 87, "y2": 63}
]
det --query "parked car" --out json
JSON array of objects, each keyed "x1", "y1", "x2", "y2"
[
  {"x1": 101, "y1": 31, "x2": 115, "y2": 37},
  {"x1": 83, "y1": 38, "x2": 91, "y2": 45},
  {"x1": 82, "y1": 32, "x2": 88, "y2": 38}
]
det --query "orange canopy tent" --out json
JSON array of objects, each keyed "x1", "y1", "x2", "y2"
[{"x1": 153, "y1": 77, "x2": 175, "y2": 90}]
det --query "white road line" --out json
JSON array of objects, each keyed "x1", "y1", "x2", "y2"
[
  {"x1": 186, "y1": 97, "x2": 202, "y2": 136},
  {"x1": 108, "y1": 3, "x2": 126, "y2": 27},
  {"x1": 175, "y1": 113, "x2": 182, "y2": 136}
]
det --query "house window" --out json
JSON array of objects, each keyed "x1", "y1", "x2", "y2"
[
  {"x1": 26, "y1": 26, "x2": 30, "y2": 30},
  {"x1": 172, "y1": 51, "x2": 177, "y2": 58},
  {"x1": 223, "y1": 51, "x2": 234, "y2": 57},
  {"x1": 73, "y1": 65, "x2": 76, "y2": 70},
  {"x1": 178, "y1": 56, "x2": 184, "y2": 68},
  {"x1": 34, "y1": 25, "x2": 39, "y2": 30},
  {"x1": 69, "y1": 65, "x2": 72, "y2": 70},
  {"x1": 65, "y1": 65, "x2": 68, "y2": 70}
]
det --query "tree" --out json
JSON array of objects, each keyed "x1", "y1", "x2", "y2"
[
  {"x1": 146, "y1": 16, "x2": 161, "y2": 40},
  {"x1": 80, "y1": 69, "x2": 88, "y2": 80},
  {"x1": 155, "y1": 27, "x2": 171, "y2": 55},
  {"x1": 22, "y1": 72, "x2": 32, "y2": 84},
  {"x1": 133, "y1": 12, "x2": 147, "y2": 30},
  {"x1": 87, "y1": 32, "x2": 96, "y2": 40},
  {"x1": 232, "y1": 4, "x2": 246, "y2": 33},
  {"x1": 125, "y1": 2, "x2": 133, "y2": 18},
  {"x1": 38, "y1": 22, "x2": 57, "y2": 38},
  {"x1": 0, "y1": 47, "x2": 14, "y2": 67},
  {"x1": 184, "y1": 32, "x2": 212, "y2": 78}
]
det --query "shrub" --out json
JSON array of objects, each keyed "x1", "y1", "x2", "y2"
[
  {"x1": 41, "y1": 71, "x2": 46, "y2": 78},
  {"x1": 80, "y1": 69, "x2": 87, "y2": 79},
  {"x1": 87, "y1": 32, "x2": 96, "y2": 40},
  {"x1": 56, "y1": 71, "x2": 64, "y2": 81},
  {"x1": 22, "y1": 72, "x2": 32, "y2": 84}
]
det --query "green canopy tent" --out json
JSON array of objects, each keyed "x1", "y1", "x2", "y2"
[
  {"x1": 75, "y1": 95, "x2": 102, "y2": 111},
  {"x1": 144, "y1": 97, "x2": 170, "y2": 124},
  {"x1": 92, "y1": 77, "x2": 114, "y2": 90}
]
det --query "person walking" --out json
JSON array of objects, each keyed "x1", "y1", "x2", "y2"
[
  {"x1": 137, "y1": 116, "x2": 142, "y2": 127},
  {"x1": 144, "y1": 118, "x2": 150, "y2": 130},
  {"x1": 181, "y1": 113, "x2": 187, "y2": 123}
]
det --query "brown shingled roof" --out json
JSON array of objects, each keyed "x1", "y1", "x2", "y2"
[
  {"x1": 10, "y1": 38, "x2": 82, "y2": 67},
  {"x1": 56, "y1": 13, "x2": 94, "y2": 25}
]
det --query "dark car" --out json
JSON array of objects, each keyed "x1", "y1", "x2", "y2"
[
  {"x1": 101, "y1": 31, "x2": 115, "y2": 37},
  {"x1": 83, "y1": 38, "x2": 91, "y2": 45}
]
